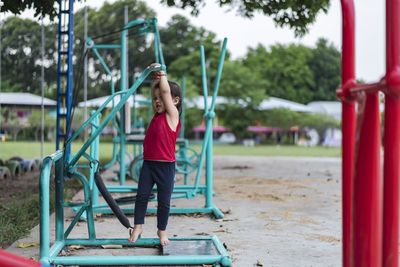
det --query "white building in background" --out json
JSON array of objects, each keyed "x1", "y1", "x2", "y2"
[
  {"x1": 307, "y1": 101, "x2": 342, "y2": 147},
  {"x1": 306, "y1": 101, "x2": 342, "y2": 121}
]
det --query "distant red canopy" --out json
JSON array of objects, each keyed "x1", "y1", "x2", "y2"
[
  {"x1": 247, "y1": 126, "x2": 280, "y2": 133},
  {"x1": 191, "y1": 125, "x2": 231, "y2": 132}
]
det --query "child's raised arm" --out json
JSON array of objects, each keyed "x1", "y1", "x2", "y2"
[{"x1": 149, "y1": 63, "x2": 180, "y2": 129}]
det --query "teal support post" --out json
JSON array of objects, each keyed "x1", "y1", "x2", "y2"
[
  {"x1": 39, "y1": 150, "x2": 64, "y2": 265},
  {"x1": 86, "y1": 110, "x2": 100, "y2": 239},
  {"x1": 89, "y1": 110, "x2": 100, "y2": 206},
  {"x1": 180, "y1": 76, "x2": 186, "y2": 139},
  {"x1": 55, "y1": 156, "x2": 64, "y2": 242},
  {"x1": 119, "y1": 25, "x2": 127, "y2": 185},
  {"x1": 200, "y1": 38, "x2": 227, "y2": 218}
]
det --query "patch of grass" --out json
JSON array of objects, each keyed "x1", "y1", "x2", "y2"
[
  {"x1": 0, "y1": 141, "x2": 115, "y2": 160},
  {"x1": 0, "y1": 162, "x2": 110, "y2": 249},
  {"x1": 0, "y1": 141, "x2": 341, "y2": 159},
  {"x1": 0, "y1": 190, "x2": 53, "y2": 248}
]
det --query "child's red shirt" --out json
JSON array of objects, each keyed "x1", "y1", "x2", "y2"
[{"x1": 143, "y1": 112, "x2": 181, "y2": 162}]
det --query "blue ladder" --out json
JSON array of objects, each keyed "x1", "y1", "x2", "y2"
[{"x1": 56, "y1": 0, "x2": 74, "y2": 158}]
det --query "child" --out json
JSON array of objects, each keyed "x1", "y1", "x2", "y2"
[{"x1": 128, "y1": 63, "x2": 182, "y2": 246}]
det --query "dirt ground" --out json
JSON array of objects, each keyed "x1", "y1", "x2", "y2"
[
  {"x1": 0, "y1": 169, "x2": 41, "y2": 206},
  {"x1": 6, "y1": 155, "x2": 342, "y2": 266}
]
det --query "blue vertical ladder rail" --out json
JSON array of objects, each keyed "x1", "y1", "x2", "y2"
[{"x1": 56, "y1": 0, "x2": 74, "y2": 158}]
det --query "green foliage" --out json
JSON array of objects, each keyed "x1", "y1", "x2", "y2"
[
  {"x1": 1, "y1": 0, "x2": 67, "y2": 19},
  {"x1": 216, "y1": 60, "x2": 268, "y2": 138},
  {"x1": 5, "y1": 0, "x2": 330, "y2": 37},
  {"x1": 73, "y1": 0, "x2": 157, "y2": 100},
  {"x1": 2, "y1": 0, "x2": 342, "y2": 142},
  {"x1": 308, "y1": 38, "x2": 341, "y2": 101},
  {"x1": 244, "y1": 43, "x2": 315, "y2": 104},
  {"x1": 161, "y1": 0, "x2": 330, "y2": 36},
  {"x1": 168, "y1": 35, "x2": 226, "y2": 95},
  {"x1": 1, "y1": 17, "x2": 57, "y2": 97},
  {"x1": 259, "y1": 108, "x2": 339, "y2": 134},
  {"x1": 27, "y1": 110, "x2": 56, "y2": 141},
  {"x1": 0, "y1": 193, "x2": 42, "y2": 247}
]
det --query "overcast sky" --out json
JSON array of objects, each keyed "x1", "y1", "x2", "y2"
[{"x1": 8, "y1": 0, "x2": 386, "y2": 82}]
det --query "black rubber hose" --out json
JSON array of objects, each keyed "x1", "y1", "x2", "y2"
[{"x1": 94, "y1": 171, "x2": 132, "y2": 229}]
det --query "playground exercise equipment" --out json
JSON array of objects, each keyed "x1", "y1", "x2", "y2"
[
  {"x1": 39, "y1": 45, "x2": 231, "y2": 265},
  {"x1": 338, "y1": 1, "x2": 400, "y2": 266},
  {"x1": 85, "y1": 18, "x2": 166, "y2": 185},
  {"x1": 89, "y1": 18, "x2": 195, "y2": 185},
  {"x1": 80, "y1": 19, "x2": 222, "y2": 219}
]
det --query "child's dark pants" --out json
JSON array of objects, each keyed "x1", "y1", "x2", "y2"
[{"x1": 134, "y1": 160, "x2": 175, "y2": 230}]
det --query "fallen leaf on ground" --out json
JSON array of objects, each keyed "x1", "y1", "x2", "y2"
[
  {"x1": 101, "y1": 245, "x2": 123, "y2": 249},
  {"x1": 195, "y1": 232, "x2": 209, "y2": 236},
  {"x1": 67, "y1": 245, "x2": 85, "y2": 250},
  {"x1": 256, "y1": 260, "x2": 264, "y2": 266},
  {"x1": 213, "y1": 229, "x2": 225, "y2": 233},
  {"x1": 18, "y1": 241, "x2": 39, "y2": 248}
]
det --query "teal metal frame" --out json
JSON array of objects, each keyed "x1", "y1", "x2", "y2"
[
  {"x1": 93, "y1": 18, "x2": 166, "y2": 184},
  {"x1": 39, "y1": 64, "x2": 231, "y2": 266},
  {"x1": 39, "y1": 17, "x2": 230, "y2": 265},
  {"x1": 81, "y1": 19, "x2": 227, "y2": 219}
]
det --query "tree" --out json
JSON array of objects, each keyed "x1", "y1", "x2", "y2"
[
  {"x1": 168, "y1": 35, "x2": 228, "y2": 95},
  {"x1": 1, "y1": 17, "x2": 58, "y2": 97},
  {"x1": 5, "y1": 0, "x2": 330, "y2": 36},
  {"x1": 2, "y1": 0, "x2": 84, "y2": 19},
  {"x1": 159, "y1": 14, "x2": 215, "y2": 67},
  {"x1": 27, "y1": 110, "x2": 56, "y2": 141},
  {"x1": 217, "y1": 60, "x2": 268, "y2": 138},
  {"x1": 73, "y1": 0, "x2": 157, "y2": 101},
  {"x1": 308, "y1": 38, "x2": 341, "y2": 101},
  {"x1": 244, "y1": 43, "x2": 315, "y2": 104},
  {"x1": 160, "y1": 0, "x2": 330, "y2": 36}
]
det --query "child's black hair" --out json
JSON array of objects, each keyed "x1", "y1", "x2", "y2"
[
  {"x1": 168, "y1": 81, "x2": 182, "y2": 115},
  {"x1": 154, "y1": 81, "x2": 182, "y2": 115}
]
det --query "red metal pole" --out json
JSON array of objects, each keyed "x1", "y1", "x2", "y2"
[
  {"x1": 352, "y1": 91, "x2": 382, "y2": 266},
  {"x1": 382, "y1": 0, "x2": 400, "y2": 266},
  {"x1": 338, "y1": 1, "x2": 356, "y2": 267}
]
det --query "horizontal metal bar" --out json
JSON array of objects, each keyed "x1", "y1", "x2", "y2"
[
  {"x1": 53, "y1": 255, "x2": 223, "y2": 266},
  {"x1": 63, "y1": 202, "x2": 89, "y2": 207},
  {"x1": 92, "y1": 44, "x2": 121, "y2": 49},
  {"x1": 93, "y1": 207, "x2": 214, "y2": 215},
  {"x1": 66, "y1": 237, "x2": 159, "y2": 246},
  {"x1": 105, "y1": 185, "x2": 206, "y2": 190}
]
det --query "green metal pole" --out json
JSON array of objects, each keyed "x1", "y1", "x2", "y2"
[
  {"x1": 119, "y1": 27, "x2": 127, "y2": 185},
  {"x1": 89, "y1": 110, "x2": 99, "y2": 205},
  {"x1": 39, "y1": 158, "x2": 52, "y2": 262},
  {"x1": 55, "y1": 156, "x2": 65, "y2": 242},
  {"x1": 87, "y1": 110, "x2": 100, "y2": 239},
  {"x1": 40, "y1": 150, "x2": 63, "y2": 264},
  {"x1": 180, "y1": 76, "x2": 186, "y2": 138}
]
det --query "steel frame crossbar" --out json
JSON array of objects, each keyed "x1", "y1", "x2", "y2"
[{"x1": 339, "y1": 1, "x2": 400, "y2": 266}]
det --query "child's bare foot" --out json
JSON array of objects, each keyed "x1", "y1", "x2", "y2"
[
  {"x1": 128, "y1": 225, "x2": 143, "y2": 243},
  {"x1": 157, "y1": 230, "x2": 170, "y2": 246}
]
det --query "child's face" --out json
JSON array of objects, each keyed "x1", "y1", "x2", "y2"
[{"x1": 152, "y1": 88, "x2": 165, "y2": 114}]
